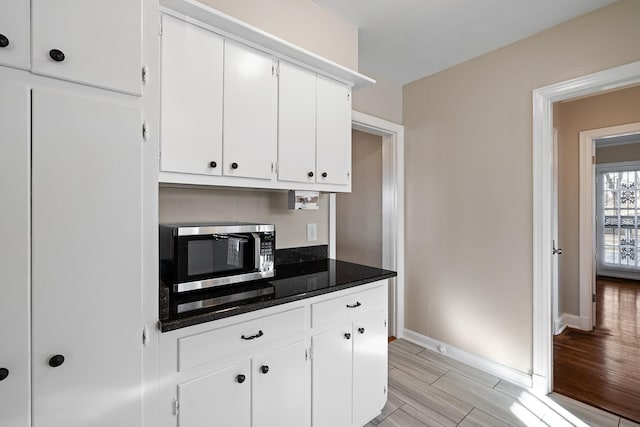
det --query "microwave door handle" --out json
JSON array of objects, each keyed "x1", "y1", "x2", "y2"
[{"x1": 252, "y1": 233, "x2": 261, "y2": 270}]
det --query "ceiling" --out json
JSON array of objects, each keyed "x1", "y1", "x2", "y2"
[{"x1": 311, "y1": 0, "x2": 618, "y2": 85}]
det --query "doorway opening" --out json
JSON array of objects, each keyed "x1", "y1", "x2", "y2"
[
  {"x1": 532, "y1": 60, "x2": 640, "y2": 394},
  {"x1": 329, "y1": 111, "x2": 405, "y2": 338}
]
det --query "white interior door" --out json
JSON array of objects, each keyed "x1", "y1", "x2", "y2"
[{"x1": 31, "y1": 88, "x2": 143, "y2": 427}]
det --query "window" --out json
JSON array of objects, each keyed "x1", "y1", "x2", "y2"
[{"x1": 597, "y1": 163, "x2": 640, "y2": 274}]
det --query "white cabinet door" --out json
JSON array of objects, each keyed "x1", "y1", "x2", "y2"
[
  {"x1": 0, "y1": 1, "x2": 30, "y2": 69},
  {"x1": 316, "y1": 76, "x2": 351, "y2": 186},
  {"x1": 178, "y1": 360, "x2": 251, "y2": 427},
  {"x1": 253, "y1": 340, "x2": 308, "y2": 427},
  {"x1": 0, "y1": 80, "x2": 30, "y2": 427},
  {"x1": 277, "y1": 61, "x2": 317, "y2": 184},
  {"x1": 31, "y1": 88, "x2": 143, "y2": 427},
  {"x1": 223, "y1": 40, "x2": 276, "y2": 180},
  {"x1": 312, "y1": 324, "x2": 353, "y2": 427},
  {"x1": 31, "y1": 0, "x2": 142, "y2": 95},
  {"x1": 353, "y1": 312, "x2": 388, "y2": 425},
  {"x1": 160, "y1": 14, "x2": 224, "y2": 176}
]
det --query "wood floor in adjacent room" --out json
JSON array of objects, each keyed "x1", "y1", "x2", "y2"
[
  {"x1": 368, "y1": 339, "x2": 639, "y2": 426},
  {"x1": 554, "y1": 276, "x2": 640, "y2": 423}
]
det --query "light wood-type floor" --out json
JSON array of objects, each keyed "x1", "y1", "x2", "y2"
[
  {"x1": 554, "y1": 277, "x2": 640, "y2": 423},
  {"x1": 366, "y1": 339, "x2": 640, "y2": 427}
]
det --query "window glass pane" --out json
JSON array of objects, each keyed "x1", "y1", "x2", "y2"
[{"x1": 601, "y1": 168, "x2": 640, "y2": 270}]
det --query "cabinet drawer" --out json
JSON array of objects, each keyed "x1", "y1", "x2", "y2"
[
  {"x1": 311, "y1": 285, "x2": 386, "y2": 328},
  {"x1": 178, "y1": 307, "x2": 305, "y2": 371}
]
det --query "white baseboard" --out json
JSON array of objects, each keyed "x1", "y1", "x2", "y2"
[
  {"x1": 402, "y1": 329, "x2": 533, "y2": 389},
  {"x1": 554, "y1": 313, "x2": 580, "y2": 334}
]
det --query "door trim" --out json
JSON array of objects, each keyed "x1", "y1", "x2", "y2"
[
  {"x1": 532, "y1": 60, "x2": 640, "y2": 393},
  {"x1": 579, "y1": 122, "x2": 640, "y2": 331},
  {"x1": 329, "y1": 111, "x2": 405, "y2": 338}
]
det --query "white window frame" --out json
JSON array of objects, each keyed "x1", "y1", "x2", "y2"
[{"x1": 596, "y1": 160, "x2": 640, "y2": 280}]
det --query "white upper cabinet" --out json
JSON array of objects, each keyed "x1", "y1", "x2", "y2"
[
  {"x1": 161, "y1": 14, "x2": 224, "y2": 176},
  {"x1": 223, "y1": 40, "x2": 277, "y2": 180},
  {"x1": 277, "y1": 61, "x2": 317, "y2": 184},
  {"x1": 31, "y1": 0, "x2": 142, "y2": 95},
  {"x1": 0, "y1": 1, "x2": 30, "y2": 69},
  {"x1": 317, "y1": 75, "x2": 352, "y2": 186}
]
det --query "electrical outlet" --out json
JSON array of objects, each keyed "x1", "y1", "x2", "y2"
[{"x1": 307, "y1": 223, "x2": 317, "y2": 242}]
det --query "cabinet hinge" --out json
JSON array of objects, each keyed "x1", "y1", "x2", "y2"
[
  {"x1": 142, "y1": 325, "x2": 149, "y2": 346},
  {"x1": 306, "y1": 347, "x2": 313, "y2": 361},
  {"x1": 159, "y1": 19, "x2": 163, "y2": 36},
  {"x1": 384, "y1": 319, "x2": 387, "y2": 328},
  {"x1": 173, "y1": 398, "x2": 179, "y2": 416},
  {"x1": 384, "y1": 386, "x2": 387, "y2": 394},
  {"x1": 142, "y1": 122, "x2": 148, "y2": 141},
  {"x1": 272, "y1": 61, "x2": 280, "y2": 77},
  {"x1": 142, "y1": 65, "x2": 149, "y2": 85},
  {"x1": 347, "y1": 90, "x2": 351, "y2": 101}
]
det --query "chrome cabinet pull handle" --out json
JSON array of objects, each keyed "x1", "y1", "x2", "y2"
[{"x1": 241, "y1": 330, "x2": 264, "y2": 340}]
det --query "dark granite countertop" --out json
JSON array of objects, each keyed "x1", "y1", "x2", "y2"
[{"x1": 159, "y1": 259, "x2": 396, "y2": 332}]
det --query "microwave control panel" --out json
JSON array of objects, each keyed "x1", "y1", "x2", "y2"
[{"x1": 260, "y1": 232, "x2": 275, "y2": 272}]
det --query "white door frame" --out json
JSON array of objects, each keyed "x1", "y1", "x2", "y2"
[
  {"x1": 329, "y1": 111, "x2": 405, "y2": 338},
  {"x1": 579, "y1": 122, "x2": 640, "y2": 331},
  {"x1": 532, "y1": 60, "x2": 640, "y2": 393}
]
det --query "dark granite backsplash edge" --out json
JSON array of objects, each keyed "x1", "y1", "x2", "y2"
[{"x1": 275, "y1": 245, "x2": 328, "y2": 265}]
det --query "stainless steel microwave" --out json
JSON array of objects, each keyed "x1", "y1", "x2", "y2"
[{"x1": 160, "y1": 223, "x2": 275, "y2": 293}]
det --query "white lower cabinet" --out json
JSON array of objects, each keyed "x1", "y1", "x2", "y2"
[
  {"x1": 312, "y1": 312, "x2": 388, "y2": 427},
  {"x1": 161, "y1": 280, "x2": 388, "y2": 427},
  {"x1": 178, "y1": 360, "x2": 251, "y2": 427},
  {"x1": 176, "y1": 340, "x2": 307, "y2": 427},
  {"x1": 0, "y1": 79, "x2": 30, "y2": 427}
]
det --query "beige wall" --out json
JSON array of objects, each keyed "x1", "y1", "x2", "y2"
[
  {"x1": 159, "y1": 187, "x2": 329, "y2": 249},
  {"x1": 555, "y1": 85, "x2": 640, "y2": 315},
  {"x1": 402, "y1": 0, "x2": 640, "y2": 373},
  {"x1": 336, "y1": 131, "x2": 383, "y2": 267},
  {"x1": 353, "y1": 68, "x2": 403, "y2": 124},
  {"x1": 163, "y1": 0, "x2": 359, "y2": 249},
  {"x1": 596, "y1": 142, "x2": 640, "y2": 164},
  {"x1": 197, "y1": 0, "x2": 358, "y2": 71}
]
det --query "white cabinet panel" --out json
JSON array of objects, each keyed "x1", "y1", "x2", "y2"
[
  {"x1": 31, "y1": 0, "x2": 142, "y2": 95},
  {"x1": 353, "y1": 312, "x2": 388, "y2": 425},
  {"x1": 253, "y1": 340, "x2": 308, "y2": 427},
  {"x1": 161, "y1": 14, "x2": 224, "y2": 176},
  {"x1": 223, "y1": 40, "x2": 276, "y2": 180},
  {"x1": 277, "y1": 61, "x2": 316, "y2": 183},
  {"x1": 31, "y1": 88, "x2": 143, "y2": 427},
  {"x1": 178, "y1": 360, "x2": 251, "y2": 427},
  {"x1": 316, "y1": 75, "x2": 351, "y2": 186},
  {"x1": 312, "y1": 324, "x2": 353, "y2": 427},
  {"x1": 0, "y1": 80, "x2": 30, "y2": 427},
  {"x1": 0, "y1": 0, "x2": 30, "y2": 69}
]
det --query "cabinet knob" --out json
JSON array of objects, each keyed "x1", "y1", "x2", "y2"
[
  {"x1": 321, "y1": 172, "x2": 328, "y2": 178},
  {"x1": 0, "y1": 368, "x2": 8, "y2": 381},
  {"x1": 0, "y1": 34, "x2": 9, "y2": 48},
  {"x1": 231, "y1": 162, "x2": 239, "y2": 170},
  {"x1": 308, "y1": 171, "x2": 314, "y2": 178},
  {"x1": 49, "y1": 49, "x2": 66, "y2": 62},
  {"x1": 236, "y1": 374, "x2": 246, "y2": 384},
  {"x1": 358, "y1": 327, "x2": 365, "y2": 334},
  {"x1": 260, "y1": 365, "x2": 269, "y2": 374},
  {"x1": 48, "y1": 354, "x2": 65, "y2": 368},
  {"x1": 209, "y1": 161, "x2": 217, "y2": 168},
  {"x1": 344, "y1": 333, "x2": 351, "y2": 340}
]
